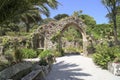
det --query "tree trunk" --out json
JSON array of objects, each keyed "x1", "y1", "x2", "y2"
[
  {"x1": 112, "y1": 4, "x2": 119, "y2": 45},
  {"x1": 113, "y1": 17, "x2": 119, "y2": 45},
  {"x1": 58, "y1": 36, "x2": 63, "y2": 56},
  {"x1": 25, "y1": 23, "x2": 30, "y2": 32}
]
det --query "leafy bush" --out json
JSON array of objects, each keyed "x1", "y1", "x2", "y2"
[
  {"x1": 64, "y1": 47, "x2": 81, "y2": 54},
  {"x1": 87, "y1": 45, "x2": 95, "y2": 54},
  {"x1": 21, "y1": 48, "x2": 37, "y2": 58},
  {"x1": 4, "y1": 49, "x2": 15, "y2": 62},
  {"x1": 64, "y1": 47, "x2": 77, "y2": 52},
  {"x1": 14, "y1": 49, "x2": 23, "y2": 62},
  {"x1": 38, "y1": 50, "x2": 56, "y2": 66},
  {"x1": 93, "y1": 44, "x2": 120, "y2": 69},
  {"x1": 35, "y1": 49, "x2": 44, "y2": 56},
  {"x1": 4, "y1": 48, "x2": 23, "y2": 63},
  {"x1": 38, "y1": 50, "x2": 52, "y2": 59},
  {"x1": 52, "y1": 50, "x2": 62, "y2": 57}
]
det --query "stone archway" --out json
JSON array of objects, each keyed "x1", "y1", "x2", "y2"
[
  {"x1": 60, "y1": 22, "x2": 88, "y2": 56},
  {"x1": 32, "y1": 16, "x2": 88, "y2": 56}
]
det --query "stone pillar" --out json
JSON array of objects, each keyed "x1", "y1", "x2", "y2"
[
  {"x1": 44, "y1": 37, "x2": 47, "y2": 50},
  {"x1": 0, "y1": 45, "x2": 3, "y2": 55},
  {"x1": 58, "y1": 36, "x2": 63, "y2": 56},
  {"x1": 82, "y1": 36, "x2": 88, "y2": 56}
]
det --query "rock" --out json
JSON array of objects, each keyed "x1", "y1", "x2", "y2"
[
  {"x1": 0, "y1": 62, "x2": 33, "y2": 80},
  {"x1": 108, "y1": 62, "x2": 120, "y2": 76}
]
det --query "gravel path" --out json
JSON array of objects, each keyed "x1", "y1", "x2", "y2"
[{"x1": 46, "y1": 55, "x2": 120, "y2": 80}]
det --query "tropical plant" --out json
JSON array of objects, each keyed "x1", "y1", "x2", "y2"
[
  {"x1": 38, "y1": 50, "x2": 55, "y2": 66},
  {"x1": 21, "y1": 48, "x2": 37, "y2": 58},
  {"x1": 102, "y1": 0, "x2": 120, "y2": 45},
  {"x1": 93, "y1": 44, "x2": 120, "y2": 69},
  {"x1": 38, "y1": 50, "x2": 52, "y2": 59},
  {"x1": 0, "y1": 0, "x2": 59, "y2": 33}
]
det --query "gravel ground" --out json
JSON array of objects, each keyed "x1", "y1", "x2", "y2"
[{"x1": 46, "y1": 55, "x2": 120, "y2": 80}]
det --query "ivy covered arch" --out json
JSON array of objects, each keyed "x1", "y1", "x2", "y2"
[
  {"x1": 31, "y1": 16, "x2": 88, "y2": 56},
  {"x1": 59, "y1": 22, "x2": 88, "y2": 56}
]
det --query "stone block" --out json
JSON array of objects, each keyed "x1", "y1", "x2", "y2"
[
  {"x1": 0, "y1": 62, "x2": 33, "y2": 80},
  {"x1": 108, "y1": 62, "x2": 120, "y2": 76}
]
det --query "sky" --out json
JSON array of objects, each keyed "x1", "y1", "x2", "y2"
[{"x1": 48, "y1": 0, "x2": 109, "y2": 24}]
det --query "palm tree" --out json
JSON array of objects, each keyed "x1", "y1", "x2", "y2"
[
  {"x1": 0, "y1": 0, "x2": 59, "y2": 25},
  {"x1": 20, "y1": 10, "x2": 42, "y2": 32},
  {"x1": 20, "y1": 0, "x2": 59, "y2": 32},
  {"x1": 0, "y1": 0, "x2": 31, "y2": 24},
  {"x1": 102, "y1": 0, "x2": 120, "y2": 45}
]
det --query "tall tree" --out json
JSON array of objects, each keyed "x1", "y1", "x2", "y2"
[
  {"x1": 0, "y1": 0, "x2": 59, "y2": 24},
  {"x1": 54, "y1": 14, "x2": 69, "y2": 20},
  {"x1": 20, "y1": 10, "x2": 42, "y2": 32},
  {"x1": 0, "y1": 0, "x2": 59, "y2": 32},
  {"x1": 102, "y1": 0, "x2": 120, "y2": 45},
  {"x1": 0, "y1": 0, "x2": 31, "y2": 24}
]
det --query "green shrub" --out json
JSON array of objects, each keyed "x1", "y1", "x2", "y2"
[
  {"x1": 35, "y1": 49, "x2": 44, "y2": 56},
  {"x1": 14, "y1": 49, "x2": 23, "y2": 62},
  {"x1": 38, "y1": 50, "x2": 54, "y2": 66},
  {"x1": 64, "y1": 47, "x2": 81, "y2": 54},
  {"x1": 52, "y1": 50, "x2": 62, "y2": 57},
  {"x1": 4, "y1": 49, "x2": 15, "y2": 62},
  {"x1": 87, "y1": 45, "x2": 95, "y2": 54},
  {"x1": 38, "y1": 50, "x2": 52, "y2": 59},
  {"x1": 93, "y1": 44, "x2": 120, "y2": 69},
  {"x1": 21, "y1": 48, "x2": 37, "y2": 58}
]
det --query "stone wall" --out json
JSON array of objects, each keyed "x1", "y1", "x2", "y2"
[
  {"x1": 108, "y1": 62, "x2": 120, "y2": 76},
  {"x1": 0, "y1": 62, "x2": 33, "y2": 80},
  {"x1": 0, "y1": 60, "x2": 53, "y2": 80}
]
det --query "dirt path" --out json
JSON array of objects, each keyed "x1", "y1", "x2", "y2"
[{"x1": 45, "y1": 55, "x2": 120, "y2": 80}]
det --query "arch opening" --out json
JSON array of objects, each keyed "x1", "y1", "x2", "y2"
[{"x1": 58, "y1": 22, "x2": 88, "y2": 56}]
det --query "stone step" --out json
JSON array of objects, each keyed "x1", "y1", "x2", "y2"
[
  {"x1": 21, "y1": 65, "x2": 48, "y2": 80},
  {"x1": 0, "y1": 62, "x2": 33, "y2": 80},
  {"x1": 21, "y1": 69, "x2": 45, "y2": 80}
]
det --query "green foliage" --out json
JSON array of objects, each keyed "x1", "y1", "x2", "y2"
[
  {"x1": 51, "y1": 32, "x2": 61, "y2": 43},
  {"x1": 4, "y1": 49, "x2": 15, "y2": 63},
  {"x1": 38, "y1": 50, "x2": 55, "y2": 66},
  {"x1": 65, "y1": 47, "x2": 78, "y2": 52},
  {"x1": 40, "y1": 18, "x2": 55, "y2": 25},
  {"x1": 21, "y1": 48, "x2": 37, "y2": 58},
  {"x1": 14, "y1": 49, "x2": 23, "y2": 62},
  {"x1": 54, "y1": 14, "x2": 69, "y2": 20},
  {"x1": 93, "y1": 44, "x2": 120, "y2": 69},
  {"x1": 0, "y1": 0, "x2": 59, "y2": 24},
  {"x1": 79, "y1": 14, "x2": 96, "y2": 34},
  {"x1": 53, "y1": 50, "x2": 62, "y2": 57},
  {"x1": 92, "y1": 24, "x2": 113, "y2": 39},
  {"x1": 0, "y1": 0, "x2": 31, "y2": 24},
  {"x1": 63, "y1": 26, "x2": 82, "y2": 41},
  {"x1": 102, "y1": 0, "x2": 120, "y2": 44},
  {"x1": 2, "y1": 37, "x2": 9, "y2": 45},
  {"x1": 35, "y1": 49, "x2": 44, "y2": 55},
  {"x1": 64, "y1": 47, "x2": 81, "y2": 54},
  {"x1": 87, "y1": 45, "x2": 95, "y2": 54},
  {"x1": 38, "y1": 50, "x2": 52, "y2": 59}
]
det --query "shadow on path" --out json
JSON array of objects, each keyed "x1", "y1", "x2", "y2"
[{"x1": 46, "y1": 61, "x2": 92, "y2": 80}]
